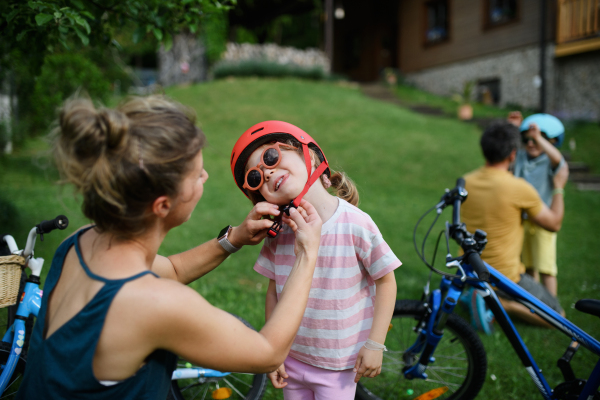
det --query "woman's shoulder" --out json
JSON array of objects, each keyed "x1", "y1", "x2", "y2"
[{"x1": 115, "y1": 275, "x2": 209, "y2": 324}]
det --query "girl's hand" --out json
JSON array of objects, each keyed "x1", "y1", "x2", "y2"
[
  {"x1": 281, "y1": 199, "x2": 322, "y2": 257},
  {"x1": 228, "y1": 202, "x2": 281, "y2": 247},
  {"x1": 527, "y1": 122, "x2": 543, "y2": 141},
  {"x1": 267, "y1": 363, "x2": 289, "y2": 389},
  {"x1": 353, "y1": 346, "x2": 383, "y2": 383}
]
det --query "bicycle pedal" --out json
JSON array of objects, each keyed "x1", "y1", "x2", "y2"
[
  {"x1": 412, "y1": 386, "x2": 449, "y2": 400},
  {"x1": 212, "y1": 387, "x2": 232, "y2": 399},
  {"x1": 557, "y1": 341, "x2": 580, "y2": 382}
]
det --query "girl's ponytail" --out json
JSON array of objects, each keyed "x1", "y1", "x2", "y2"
[{"x1": 327, "y1": 170, "x2": 359, "y2": 207}]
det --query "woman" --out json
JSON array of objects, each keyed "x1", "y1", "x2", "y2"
[{"x1": 16, "y1": 96, "x2": 322, "y2": 399}]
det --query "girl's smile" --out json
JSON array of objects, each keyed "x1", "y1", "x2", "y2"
[
  {"x1": 273, "y1": 174, "x2": 288, "y2": 192},
  {"x1": 246, "y1": 143, "x2": 310, "y2": 205}
]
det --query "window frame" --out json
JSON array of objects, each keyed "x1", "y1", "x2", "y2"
[
  {"x1": 423, "y1": 0, "x2": 451, "y2": 48},
  {"x1": 482, "y1": 0, "x2": 520, "y2": 31}
]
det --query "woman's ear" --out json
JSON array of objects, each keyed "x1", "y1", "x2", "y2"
[{"x1": 152, "y1": 195, "x2": 172, "y2": 218}]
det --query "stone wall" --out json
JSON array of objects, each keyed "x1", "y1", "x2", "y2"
[
  {"x1": 220, "y1": 43, "x2": 330, "y2": 72},
  {"x1": 404, "y1": 44, "x2": 554, "y2": 110},
  {"x1": 552, "y1": 51, "x2": 600, "y2": 121},
  {"x1": 404, "y1": 44, "x2": 600, "y2": 121},
  {"x1": 158, "y1": 41, "x2": 331, "y2": 87}
]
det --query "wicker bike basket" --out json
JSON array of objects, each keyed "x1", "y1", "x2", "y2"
[{"x1": 0, "y1": 255, "x2": 25, "y2": 308}]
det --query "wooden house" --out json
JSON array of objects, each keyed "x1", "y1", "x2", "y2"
[{"x1": 327, "y1": 0, "x2": 600, "y2": 120}]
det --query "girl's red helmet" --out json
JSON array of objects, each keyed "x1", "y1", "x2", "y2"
[{"x1": 230, "y1": 121, "x2": 330, "y2": 200}]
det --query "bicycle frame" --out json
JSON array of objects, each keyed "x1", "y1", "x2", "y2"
[
  {"x1": 0, "y1": 228, "x2": 44, "y2": 395},
  {"x1": 409, "y1": 261, "x2": 600, "y2": 400}
]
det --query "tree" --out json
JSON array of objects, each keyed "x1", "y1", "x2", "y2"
[{"x1": 0, "y1": 0, "x2": 234, "y2": 141}]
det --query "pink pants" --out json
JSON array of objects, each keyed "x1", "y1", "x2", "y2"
[{"x1": 282, "y1": 356, "x2": 357, "y2": 400}]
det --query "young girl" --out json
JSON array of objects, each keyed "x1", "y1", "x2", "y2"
[
  {"x1": 230, "y1": 120, "x2": 401, "y2": 399},
  {"x1": 16, "y1": 97, "x2": 323, "y2": 399}
]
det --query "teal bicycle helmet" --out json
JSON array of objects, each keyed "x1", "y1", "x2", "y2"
[{"x1": 520, "y1": 113, "x2": 565, "y2": 148}]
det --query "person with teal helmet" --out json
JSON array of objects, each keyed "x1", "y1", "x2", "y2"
[
  {"x1": 508, "y1": 111, "x2": 567, "y2": 298},
  {"x1": 519, "y1": 113, "x2": 566, "y2": 148}
]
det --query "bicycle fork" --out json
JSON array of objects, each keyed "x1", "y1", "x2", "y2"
[{"x1": 403, "y1": 283, "x2": 463, "y2": 380}]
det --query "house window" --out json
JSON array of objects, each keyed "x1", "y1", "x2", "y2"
[
  {"x1": 484, "y1": 0, "x2": 518, "y2": 28},
  {"x1": 424, "y1": 0, "x2": 450, "y2": 46},
  {"x1": 478, "y1": 78, "x2": 501, "y2": 105}
]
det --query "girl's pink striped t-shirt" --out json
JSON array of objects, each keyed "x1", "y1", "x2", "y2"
[{"x1": 254, "y1": 198, "x2": 401, "y2": 370}]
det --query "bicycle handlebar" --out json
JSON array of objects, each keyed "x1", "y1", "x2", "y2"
[
  {"x1": 452, "y1": 178, "x2": 465, "y2": 226},
  {"x1": 37, "y1": 215, "x2": 69, "y2": 235},
  {"x1": 465, "y1": 251, "x2": 490, "y2": 282},
  {"x1": 445, "y1": 178, "x2": 490, "y2": 282},
  {"x1": 22, "y1": 215, "x2": 70, "y2": 258}
]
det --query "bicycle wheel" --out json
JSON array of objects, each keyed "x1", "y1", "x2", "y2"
[
  {"x1": 0, "y1": 337, "x2": 27, "y2": 399},
  {"x1": 356, "y1": 299, "x2": 487, "y2": 400},
  {"x1": 169, "y1": 314, "x2": 267, "y2": 400}
]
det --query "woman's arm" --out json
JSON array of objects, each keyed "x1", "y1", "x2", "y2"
[
  {"x1": 264, "y1": 279, "x2": 290, "y2": 389},
  {"x1": 265, "y1": 279, "x2": 278, "y2": 321},
  {"x1": 153, "y1": 201, "x2": 322, "y2": 373},
  {"x1": 353, "y1": 271, "x2": 397, "y2": 382},
  {"x1": 152, "y1": 202, "x2": 281, "y2": 283}
]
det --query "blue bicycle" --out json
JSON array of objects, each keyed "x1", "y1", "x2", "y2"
[
  {"x1": 1, "y1": 218, "x2": 266, "y2": 400},
  {"x1": 355, "y1": 179, "x2": 600, "y2": 400},
  {"x1": 0, "y1": 215, "x2": 69, "y2": 398}
]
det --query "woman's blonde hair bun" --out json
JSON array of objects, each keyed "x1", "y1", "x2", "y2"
[{"x1": 53, "y1": 94, "x2": 206, "y2": 239}]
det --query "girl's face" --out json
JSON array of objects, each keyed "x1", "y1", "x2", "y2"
[
  {"x1": 522, "y1": 132, "x2": 543, "y2": 158},
  {"x1": 170, "y1": 150, "x2": 209, "y2": 225},
  {"x1": 246, "y1": 144, "x2": 310, "y2": 205}
]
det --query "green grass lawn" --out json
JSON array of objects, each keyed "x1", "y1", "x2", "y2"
[{"x1": 1, "y1": 78, "x2": 599, "y2": 399}]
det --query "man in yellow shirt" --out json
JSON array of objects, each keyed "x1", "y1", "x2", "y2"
[{"x1": 461, "y1": 121, "x2": 568, "y2": 326}]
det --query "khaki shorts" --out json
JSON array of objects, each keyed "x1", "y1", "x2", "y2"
[{"x1": 521, "y1": 219, "x2": 557, "y2": 277}]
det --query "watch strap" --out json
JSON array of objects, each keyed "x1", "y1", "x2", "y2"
[{"x1": 218, "y1": 225, "x2": 241, "y2": 254}]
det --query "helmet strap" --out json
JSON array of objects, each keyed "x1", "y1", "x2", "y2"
[{"x1": 267, "y1": 143, "x2": 329, "y2": 238}]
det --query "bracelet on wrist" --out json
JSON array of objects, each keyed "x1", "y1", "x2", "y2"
[
  {"x1": 552, "y1": 188, "x2": 565, "y2": 196},
  {"x1": 363, "y1": 338, "x2": 387, "y2": 352}
]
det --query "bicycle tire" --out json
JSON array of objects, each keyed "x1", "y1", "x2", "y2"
[
  {"x1": 356, "y1": 299, "x2": 487, "y2": 400},
  {"x1": 169, "y1": 314, "x2": 267, "y2": 400}
]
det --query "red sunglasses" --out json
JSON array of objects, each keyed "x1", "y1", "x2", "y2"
[{"x1": 243, "y1": 142, "x2": 298, "y2": 191}]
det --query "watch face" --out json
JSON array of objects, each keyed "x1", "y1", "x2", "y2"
[{"x1": 218, "y1": 225, "x2": 230, "y2": 239}]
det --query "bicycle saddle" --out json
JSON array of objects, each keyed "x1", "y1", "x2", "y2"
[{"x1": 575, "y1": 299, "x2": 600, "y2": 318}]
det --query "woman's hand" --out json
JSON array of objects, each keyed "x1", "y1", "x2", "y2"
[
  {"x1": 267, "y1": 363, "x2": 289, "y2": 389},
  {"x1": 228, "y1": 202, "x2": 281, "y2": 247},
  {"x1": 282, "y1": 199, "x2": 322, "y2": 257},
  {"x1": 353, "y1": 346, "x2": 383, "y2": 383}
]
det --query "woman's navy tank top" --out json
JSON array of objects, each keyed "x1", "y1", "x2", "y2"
[{"x1": 16, "y1": 227, "x2": 177, "y2": 399}]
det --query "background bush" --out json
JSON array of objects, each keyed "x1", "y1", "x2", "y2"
[
  {"x1": 213, "y1": 59, "x2": 326, "y2": 80},
  {"x1": 0, "y1": 195, "x2": 20, "y2": 235},
  {"x1": 30, "y1": 53, "x2": 112, "y2": 133}
]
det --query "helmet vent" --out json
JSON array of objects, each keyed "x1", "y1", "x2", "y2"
[
  {"x1": 230, "y1": 152, "x2": 235, "y2": 165},
  {"x1": 251, "y1": 127, "x2": 264, "y2": 135}
]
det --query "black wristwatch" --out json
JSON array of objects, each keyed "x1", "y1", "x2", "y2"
[{"x1": 217, "y1": 225, "x2": 241, "y2": 254}]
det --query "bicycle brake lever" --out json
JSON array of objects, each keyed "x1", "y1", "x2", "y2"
[
  {"x1": 445, "y1": 259, "x2": 467, "y2": 282},
  {"x1": 456, "y1": 264, "x2": 467, "y2": 282}
]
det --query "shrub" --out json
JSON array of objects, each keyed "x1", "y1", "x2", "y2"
[
  {"x1": 0, "y1": 120, "x2": 9, "y2": 154},
  {"x1": 0, "y1": 195, "x2": 19, "y2": 235},
  {"x1": 31, "y1": 53, "x2": 111, "y2": 133},
  {"x1": 213, "y1": 59, "x2": 326, "y2": 80}
]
